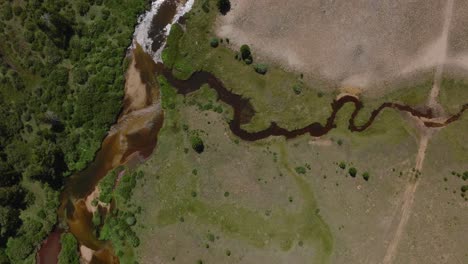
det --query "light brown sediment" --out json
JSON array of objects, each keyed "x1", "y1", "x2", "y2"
[
  {"x1": 80, "y1": 245, "x2": 94, "y2": 263},
  {"x1": 121, "y1": 57, "x2": 149, "y2": 116}
]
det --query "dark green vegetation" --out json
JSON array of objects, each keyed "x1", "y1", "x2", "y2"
[
  {"x1": 217, "y1": 0, "x2": 231, "y2": 15},
  {"x1": 240, "y1": 44, "x2": 252, "y2": 64},
  {"x1": 159, "y1": 75, "x2": 177, "y2": 110},
  {"x1": 362, "y1": 172, "x2": 370, "y2": 181},
  {"x1": 339, "y1": 162, "x2": 346, "y2": 170},
  {"x1": 97, "y1": 168, "x2": 141, "y2": 263},
  {"x1": 337, "y1": 162, "x2": 371, "y2": 181},
  {"x1": 190, "y1": 133, "x2": 205, "y2": 154},
  {"x1": 293, "y1": 84, "x2": 303, "y2": 95},
  {"x1": 295, "y1": 166, "x2": 307, "y2": 174},
  {"x1": 254, "y1": 63, "x2": 268, "y2": 75},
  {"x1": 210, "y1": 37, "x2": 219, "y2": 48},
  {"x1": 58, "y1": 233, "x2": 79, "y2": 264},
  {"x1": 162, "y1": 23, "x2": 184, "y2": 68},
  {"x1": 448, "y1": 170, "x2": 468, "y2": 200},
  {"x1": 0, "y1": 0, "x2": 147, "y2": 262},
  {"x1": 98, "y1": 167, "x2": 120, "y2": 204}
]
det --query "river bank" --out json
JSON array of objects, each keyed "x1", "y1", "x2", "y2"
[
  {"x1": 36, "y1": 1, "x2": 195, "y2": 262},
  {"x1": 54, "y1": 1, "x2": 195, "y2": 263}
]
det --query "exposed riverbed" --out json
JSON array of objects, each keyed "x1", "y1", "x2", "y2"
[{"x1": 37, "y1": 1, "x2": 194, "y2": 263}]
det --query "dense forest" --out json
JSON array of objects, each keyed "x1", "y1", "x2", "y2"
[{"x1": 0, "y1": 0, "x2": 147, "y2": 262}]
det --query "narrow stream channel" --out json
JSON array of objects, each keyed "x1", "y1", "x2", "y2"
[{"x1": 157, "y1": 65, "x2": 468, "y2": 140}]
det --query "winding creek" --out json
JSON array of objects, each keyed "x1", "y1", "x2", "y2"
[
  {"x1": 36, "y1": 0, "x2": 468, "y2": 263},
  {"x1": 157, "y1": 66, "x2": 468, "y2": 139}
]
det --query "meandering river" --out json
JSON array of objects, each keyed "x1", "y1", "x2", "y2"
[{"x1": 37, "y1": 1, "x2": 193, "y2": 263}]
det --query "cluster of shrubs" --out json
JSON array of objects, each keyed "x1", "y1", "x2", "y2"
[
  {"x1": 450, "y1": 170, "x2": 468, "y2": 200},
  {"x1": 57, "y1": 233, "x2": 79, "y2": 264},
  {"x1": 94, "y1": 167, "x2": 142, "y2": 260},
  {"x1": 99, "y1": 209, "x2": 140, "y2": 257},
  {"x1": 232, "y1": 44, "x2": 268, "y2": 74},
  {"x1": 98, "y1": 167, "x2": 140, "y2": 205},
  {"x1": 339, "y1": 162, "x2": 370, "y2": 181}
]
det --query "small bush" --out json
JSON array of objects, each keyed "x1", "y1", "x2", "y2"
[
  {"x1": 293, "y1": 85, "x2": 302, "y2": 95},
  {"x1": 126, "y1": 216, "x2": 136, "y2": 226},
  {"x1": 210, "y1": 37, "x2": 219, "y2": 48},
  {"x1": 348, "y1": 167, "x2": 357, "y2": 177},
  {"x1": 190, "y1": 135, "x2": 204, "y2": 154},
  {"x1": 254, "y1": 64, "x2": 268, "y2": 75},
  {"x1": 463, "y1": 171, "x2": 468, "y2": 181},
  {"x1": 462, "y1": 185, "x2": 468, "y2": 193},
  {"x1": 339, "y1": 162, "x2": 346, "y2": 170},
  {"x1": 362, "y1": 172, "x2": 370, "y2": 181},
  {"x1": 295, "y1": 166, "x2": 306, "y2": 174},
  {"x1": 240, "y1": 45, "x2": 251, "y2": 60}
]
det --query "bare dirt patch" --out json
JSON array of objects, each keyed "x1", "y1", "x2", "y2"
[
  {"x1": 123, "y1": 58, "x2": 148, "y2": 115},
  {"x1": 216, "y1": 0, "x2": 468, "y2": 92}
]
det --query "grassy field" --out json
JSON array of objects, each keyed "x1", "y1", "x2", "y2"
[
  {"x1": 392, "y1": 115, "x2": 468, "y2": 263},
  {"x1": 132, "y1": 79, "x2": 333, "y2": 263},
  {"x1": 124, "y1": 1, "x2": 468, "y2": 263},
  {"x1": 439, "y1": 77, "x2": 468, "y2": 115},
  {"x1": 131, "y1": 69, "x2": 430, "y2": 263}
]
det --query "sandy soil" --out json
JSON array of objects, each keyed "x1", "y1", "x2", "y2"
[
  {"x1": 80, "y1": 245, "x2": 94, "y2": 263},
  {"x1": 123, "y1": 57, "x2": 148, "y2": 115},
  {"x1": 217, "y1": 0, "x2": 468, "y2": 91},
  {"x1": 84, "y1": 186, "x2": 111, "y2": 214},
  {"x1": 427, "y1": 0, "x2": 454, "y2": 117},
  {"x1": 84, "y1": 187, "x2": 101, "y2": 214}
]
